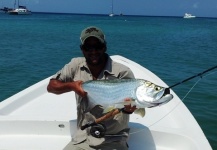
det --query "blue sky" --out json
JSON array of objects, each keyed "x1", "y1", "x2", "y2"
[{"x1": 1, "y1": 0, "x2": 217, "y2": 18}]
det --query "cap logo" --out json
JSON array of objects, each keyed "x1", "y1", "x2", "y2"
[{"x1": 85, "y1": 27, "x2": 99, "y2": 34}]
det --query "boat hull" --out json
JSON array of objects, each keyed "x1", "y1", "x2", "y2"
[
  {"x1": 184, "y1": 13, "x2": 196, "y2": 19},
  {"x1": 8, "y1": 8, "x2": 31, "y2": 15},
  {"x1": 184, "y1": 16, "x2": 196, "y2": 19},
  {"x1": 0, "y1": 55, "x2": 212, "y2": 150},
  {"x1": 8, "y1": 12, "x2": 31, "y2": 15}
]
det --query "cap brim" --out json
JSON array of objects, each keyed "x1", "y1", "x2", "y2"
[{"x1": 81, "y1": 35, "x2": 105, "y2": 44}]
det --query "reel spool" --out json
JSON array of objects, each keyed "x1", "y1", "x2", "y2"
[{"x1": 90, "y1": 123, "x2": 106, "y2": 138}]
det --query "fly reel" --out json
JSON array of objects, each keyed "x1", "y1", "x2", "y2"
[{"x1": 90, "y1": 123, "x2": 106, "y2": 138}]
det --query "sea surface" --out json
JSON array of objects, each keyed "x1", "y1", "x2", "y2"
[{"x1": 0, "y1": 12, "x2": 217, "y2": 149}]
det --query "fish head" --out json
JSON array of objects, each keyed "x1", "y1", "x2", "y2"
[{"x1": 135, "y1": 80, "x2": 172, "y2": 107}]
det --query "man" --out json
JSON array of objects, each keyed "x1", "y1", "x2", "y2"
[{"x1": 47, "y1": 26, "x2": 136, "y2": 150}]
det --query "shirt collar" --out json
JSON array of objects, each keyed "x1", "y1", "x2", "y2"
[{"x1": 103, "y1": 54, "x2": 115, "y2": 76}]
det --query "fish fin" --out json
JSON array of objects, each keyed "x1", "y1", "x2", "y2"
[
  {"x1": 103, "y1": 106, "x2": 116, "y2": 113},
  {"x1": 134, "y1": 108, "x2": 146, "y2": 117}
]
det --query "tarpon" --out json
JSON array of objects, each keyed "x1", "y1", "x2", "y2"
[{"x1": 82, "y1": 79, "x2": 173, "y2": 117}]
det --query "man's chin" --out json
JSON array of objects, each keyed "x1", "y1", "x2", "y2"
[
  {"x1": 86, "y1": 55, "x2": 104, "y2": 66},
  {"x1": 87, "y1": 59, "x2": 100, "y2": 66}
]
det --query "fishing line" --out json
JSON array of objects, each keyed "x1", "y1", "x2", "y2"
[
  {"x1": 203, "y1": 70, "x2": 217, "y2": 78},
  {"x1": 181, "y1": 70, "x2": 217, "y2": 101},
  {"x1": 129, "y1": 69, "x2": 217, "y2": 136},
  {"x1": 181, "y1": 77, "x2": 201, "y2": 101}
]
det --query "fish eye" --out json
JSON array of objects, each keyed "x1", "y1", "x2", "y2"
[{"x1": 155, "y1": 86, "x2": 162, "y2": 91}]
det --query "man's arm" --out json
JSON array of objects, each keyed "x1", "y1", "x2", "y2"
[{"x1": 47, "y1": 79, "x2": 86, "y2": 97}]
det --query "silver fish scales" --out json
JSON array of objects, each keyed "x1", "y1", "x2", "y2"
[{"x1": 82, "y1": 79, "x2": 173, "y2": 109}]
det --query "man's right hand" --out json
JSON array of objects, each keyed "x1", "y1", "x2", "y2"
[
  {"x1": 73, "y1": 80, "x2": 87, "y2": 97},
  {"x1": 47, "y1": 79, "x2": 87, "y2": 97}
]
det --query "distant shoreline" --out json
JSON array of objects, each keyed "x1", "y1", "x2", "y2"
[{"x1": 1, "y1": 11, "x2": 217, "y2": 19}]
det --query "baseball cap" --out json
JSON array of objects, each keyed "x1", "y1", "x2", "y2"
[{"x1": 80, "y1": 26, "x2": 105, "y2": 44}]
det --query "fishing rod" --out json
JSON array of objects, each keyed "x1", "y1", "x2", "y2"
[{"x1": 169, "y1": 65, "x2": 217, "y2": 89}]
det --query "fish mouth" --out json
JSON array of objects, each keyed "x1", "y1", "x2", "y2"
[
  {"x1": 163, "y1": 88, "x2": 170, "y2": 96},
  {"x1": 153, "y1": 88, "x2": 171, "y2": 101}
]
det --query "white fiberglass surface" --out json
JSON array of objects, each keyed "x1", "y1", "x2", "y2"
[
  {"x1": 128, "y1": 128, "x2": 197, "y2": 150},
  {"x1": 0, "y1": 133, "x2": 194, "y2": 150},
  {"x1": 0, "y1": 82, "x2": 77, "y2": 121},
  {"x1": 0, "y1": 135, "x2": 71, "y2": 150}
]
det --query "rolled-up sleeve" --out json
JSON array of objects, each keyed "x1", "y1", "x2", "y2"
[{"x1": 51, "y1": 58, "x2": 80, "y2": 82}]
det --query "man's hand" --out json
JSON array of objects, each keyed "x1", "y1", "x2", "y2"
[
  {"x1": 73, "y1": 80, "x2": 87, "y2": 97},
  {"x1": 123, "y1": 105, "x2": 137, "y2": 114},
  {"x1": 123, "y1": 98, "x2": 137, "y2": 114}
]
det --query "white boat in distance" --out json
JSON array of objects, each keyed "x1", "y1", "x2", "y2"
[
  {"x1": 0, "y1": 55, "x2": 212, "y2": 150},
  {"x1": 109, "y1": 13, "x2": 114, "y2": 17},
  {"x1": 8, "y1": 6, "x2": 31, "y2": 15},
  {"x1": 8, "y1": 0, "x2": 31, "y2": 15},
  {"x1": 109, "y1": 0, "x2": 114, "y2": 17},
  {"x1": 184, "y1": 13, "x2": 196, "y2": 18}
]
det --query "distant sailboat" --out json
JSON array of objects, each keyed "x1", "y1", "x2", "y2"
[
  {"x1": 109, "y1": 0, "x2": 114, "y2": 17},
  {"x1": 7, "y1": 0, "x2": 31, "y2": 15}
]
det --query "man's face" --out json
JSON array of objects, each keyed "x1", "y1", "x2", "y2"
[{"x1": 81, "y1": 37, "x2": 106, "y2": 66}]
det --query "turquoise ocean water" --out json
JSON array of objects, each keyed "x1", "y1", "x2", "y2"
[{"x1": 0, "y1": 13, "x2": 217, "y2": 149}]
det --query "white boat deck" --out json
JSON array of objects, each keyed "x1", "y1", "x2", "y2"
[{"x1": 0, "y1": 56, "x2": 212, "y2": 150}]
